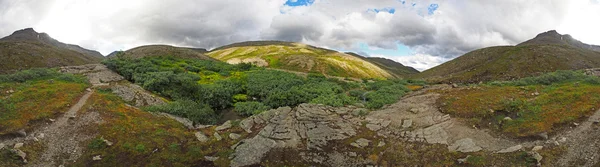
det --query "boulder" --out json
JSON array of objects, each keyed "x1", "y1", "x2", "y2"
[
  {"x1": 538, "y1": 132, "x2": 548, "y2": 140},
  {"x1": 496, "y1": 145, "x2": 522, "y2": 153},
  {"x1": 239, "y1": 118, "x2": 254, "y2": 133},
  {"x1": 11, "y1": 149, "x2": 27, "y2": 162},
  {"x1": 350, "y1": 138, "x2": 371, "y2": 148},
  {"x1": 448, "y1": 138, "x2": 482, "y2": 153},
  {"x1": 377, "y1": 141, "x2": 386, "y2": 147},
  {"x1": 402, "y1": 119, "x2": 413, "y2": 128},
  {"x1": 230, "y1": 136, "x2": 276, "y2": 167},
  {"x1": 14, "y1": 143, "x2": 24, "y2": 149},
  {"x1": 457, "y1": 155, "x2": 471, "y2": 164},
  {"x1": 229, "y1": 133, "x2": 241, "y2": 140},
  {"x1": 215, "y1": 120, "x2": 232, "y2": 131},
  {"x1": 531, "y1": 146, "x2": 543, "y2": 152},
  {"x1": 213, "y1": 132, "x2": 222, "y2": 141},
  {"x1": 195, "y1": 132, "x2": 209, "y2": 142},
  {"x1": 204, "y1": 156, "x2": 219, "y2": 161},
  {"x1": 93, "y1": 155, "x2": 102, "y2": 161},
  {"x1": 16, "y1": 129, "x2": 27, "y2": 137},
  {"x1": 0, "y1": 143, "x2": 5, "y2": 150}
]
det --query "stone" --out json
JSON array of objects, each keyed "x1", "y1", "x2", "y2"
[
  {"x1": 86, "y1": 88, "x2": 92, "y2": 92},
  {"x1": 0, "y1": 143, "x2": 5, "y2": 150},
  {"x1": 348, "y1": 152, "x2": 357, "y2": 157},
  {"x1": 195, "y1": 124, "x2": 212, "y2": 129},
  {"x1": 452, "y1": 83, "x2": 459, "y2": 88},
  {"x1": 350, "y1": 138, "x2": 371, "y2": 148},
  {"x1": 13, "y1": 143, "x2": 24, "y2": 149},
  {"x1": 532, "y1": 146, "x2": 544, "y2": 152},
  {"x1": 593, "y1": 120, "x2": 600, "y2": 124},
  {"x1": 457, "y1": 155, "x2": 471, "y2": 164},
  {"x1": 366, "y1": 124, "x2": 382, "y2": 131},
  {"x1": 157, "y1": 113, "x2": 195, "y2": 129},
  {"x1": 503, "y1": 117, "x2": 513, "y2": 121},
  {"x1": 49, "y1": 119, "x2": 55, "y2": 122},
  {"x1": 37, "y1": 133, "x2": 45, "y2": 139},
  {"x1": 496, "y1": 145, "x2": 522, "y2": 153},
  {"x1": 448, "y1": 138, "x2": 482, "y2": 153},
  {"x1": 214, "y1": 132, "x2": 222, "y2": 141},
  {"x1": 101, "y1": 137, "x2": 113, "y2": 146},
  {"x1": 402, "y1": 119, "x2": 413, "y2": 128},
  {"x1": 230, "y1": 136, "x2": 276, "y2": 167},
  {"x1": 409, "y1": 108, "x2": 420, "y2": 114},
  {"x1": 239, "y1": 118, "x2": 254, "y2": 133},
  {"x1": 229, "y1": 133, "x2": 241, "y2": 140},
  {"x1": 377, "y1": 141, "x2": 386, "y2": 147},
  {"x1": 16, "y1": 129, "x2": 26, "y2": 137},
  {"x1": 573, "y1": 122, "x2": 579, "y2": 126},
  {"x1": 93, "y1": 155, "x2": 102, "y2": 161},
  {"x1": 215, "y1": 120, "x2": 232, "y2": 131},
  {"x1": 195, "y1": 132, "x2": 209, "y2": 142},
  {"x1": 204, "y1": 156, "x2": 219, "y2": 161},
  {"x1": 538, "y1": 132, "x2": 548, "y2": 140},
  {"x1": 558, "y1": 137, "x2": 567, "y2": 143},
  {"x1": 528, "y1": 151, "x2": 543, "y2": 166},
  {"x1": 48, "y1": 79, "x2": 55, "y2": 84}
]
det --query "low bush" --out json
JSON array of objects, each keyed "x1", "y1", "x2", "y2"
[
  {"x1": 145, "y1": 100, "x2": 217, "y2": 125},
  {"x1": 234, "y1": 102, "x2": 270, "y2": 116}
]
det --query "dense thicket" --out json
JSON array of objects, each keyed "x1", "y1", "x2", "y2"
[{"x1": 104, "y1": 56, "x2": 415, "y2": 124}]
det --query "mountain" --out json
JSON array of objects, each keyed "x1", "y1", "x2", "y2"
[
  {"x1": 0, "y1": 28, "x2": 104, "y2": 73},
  {"x1": 206, "y1": 41, "x2": 400, "y2": 79},
  {"x1": 345, "y1": 52, "x2": 419, "y2": 78},
  {"x1": 415, "y1": 30, "x2": 600, "y2": 83},
  {"x1": 108, "y1": 45, "x2": 214, "y2": 60}
]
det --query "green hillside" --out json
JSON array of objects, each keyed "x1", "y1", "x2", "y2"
[
  {"x1": 415, "y1": 31, "x2": 600, "y2": 83},
  {"x1": 206, "y1": 41, "x2": 397, "y2": 79},
  {"x1": 108, "y1": 45, "x2": 214, "y2": 60},
  {"x1": 345, "y1": 52, "x2": 419, "y2": 77}
]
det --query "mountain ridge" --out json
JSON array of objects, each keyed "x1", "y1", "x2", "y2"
[
  {"x1": 415, "y1": 30, "x2": 600, "y2": 83},
  {"x1": 0, "y1": 28, "x2": 104, "y2": 73}
]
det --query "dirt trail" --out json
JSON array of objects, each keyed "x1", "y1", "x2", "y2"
[
  {"x1": 555, "y1": 109, "x2": 600, "y2": 166},
  {"x1": 25, "y1": 90, "x2": 99, "y2": 167}
]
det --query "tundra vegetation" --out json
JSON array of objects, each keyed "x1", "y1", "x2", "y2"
[
  {"x1": 438, "y1": 70, "x2": 600, "y2": 137},
  {"x1": 103, "y1": 56, "x2": 423, "y2": 124}
]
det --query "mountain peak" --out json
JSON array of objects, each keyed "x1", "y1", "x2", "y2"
[
  {"x1": 1, "y1": 27, "x2": 42, "y2": 41},
  {"x1": 518, "y1": 30, "x2": 600, "y2": 52}
]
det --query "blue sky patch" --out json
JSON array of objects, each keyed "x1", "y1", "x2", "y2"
[
  {"x1": 285, "y1": 0, "x2": 315, "y2": 7},
  {"x1": 368, "y1": 7, "x2": 396, "y2": 14},
  {"x1": 428, "y1": 4, "x2": 439, "y2": 15}
]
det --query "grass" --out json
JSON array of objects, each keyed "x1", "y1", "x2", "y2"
[
  {"x1": 73, "y1": 91, "x2": 248, "y2": 166},
  {"x1": 0, "y1": 75, "x2": 88, "y2": 135},
  {"x1": 416, "y1": 44, "x2": 600, "y2": 83},
  {"x1": 438, "y1": 81, "x2": 600, "y2": 137}
]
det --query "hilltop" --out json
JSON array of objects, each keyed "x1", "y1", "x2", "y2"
[
  {"x1": 107, "y1": 45, "x2": 214, "y2": 60},
  {"x1": 206, "y1": 41, "x2": 407, "y2": 79},
  {"x1": 0, "y1": 28, "x2": 104, "y2": 73},
  {"x1": 415, "y1": 30, "x2": 600, "y2": 83}
]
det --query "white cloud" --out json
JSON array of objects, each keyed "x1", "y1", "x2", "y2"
[
  {"x1": 0, "y1": 0, "x2": 597, "y2": 70},
  {"x1": 372, "y1": 54, "x2": 448, "y2": 71}
]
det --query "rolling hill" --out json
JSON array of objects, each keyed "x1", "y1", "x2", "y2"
[
  {"x1": 108, "y1": 45, "x2": 214, "y2": 60},
  {"x1": 415, "y1": 30, "x2": 600, "y2": 83},
  {"x1": 206, "y1": 41, "x2": 413, "y2": 79},
  {"x1": 0, "y1": 28, "x2": 104, "y2": 73},
  {"x1": 345, "y1": 52, "x2": 419, "y2": 78}
]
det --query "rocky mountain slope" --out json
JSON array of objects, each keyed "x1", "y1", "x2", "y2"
[
  {"x1": 415, "y1": 30, "x2": 600, "y2": 83},
  {"x1": 206, "y1": 41, "x2": 401, "y2": 79},
  {"x1": 0, "y1": 28, "x2": 104, "y2": 73},
  {"x1": 345, "y1": 52, "x2": 419, "y2": 78},
  {"x1": 107, "y1": 45, "x2": 214, "y2": 60}
]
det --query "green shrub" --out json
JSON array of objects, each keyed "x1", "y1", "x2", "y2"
[
  {"x1": 310, "y1": 94, "x2": 356, "y2": 107},
  {"x1": 234, "y1": 102, "x2": 270, "y2": 116},
  {"x1": 145, "y1": 100, "x2": 217, "y2": 124}
]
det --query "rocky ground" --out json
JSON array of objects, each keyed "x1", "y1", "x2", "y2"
[{"x1": 1, "y1": 64, "x2": 599, "y2": 166}]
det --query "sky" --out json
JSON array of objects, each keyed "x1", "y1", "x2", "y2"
[{"x1": 0, "y1": 0, "x2": 599, "y2": 71}]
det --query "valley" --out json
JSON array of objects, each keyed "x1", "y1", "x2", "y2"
[{"x1": 0, "y1": 28, "x2": 600, "y2": 167}]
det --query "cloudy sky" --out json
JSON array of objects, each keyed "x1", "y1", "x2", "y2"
[{"x1": 1, "y1": 0, "x2": 599, "y2": 71}]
